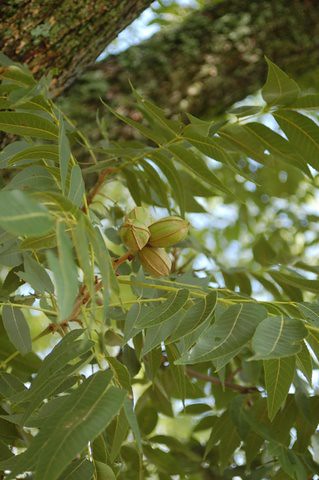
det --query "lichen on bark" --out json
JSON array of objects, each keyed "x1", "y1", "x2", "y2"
[
  {"x1": 0, "y1": 0, "x2": 152, "y2": 94},
  {"x1": 61, "y1": 0, "x2": 319, "y2": 141}
]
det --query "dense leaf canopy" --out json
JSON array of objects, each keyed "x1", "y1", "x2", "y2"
[{"x1": 0, "y1": 48, "x2": 319, "y2": 480}]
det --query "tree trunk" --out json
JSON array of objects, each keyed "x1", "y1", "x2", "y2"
[
  {"x1": 62, "y1": 0, "x2": 319, "y2": 139},
  {"x1": 0, "y1": 0, "x2": 151, "y2": 95}
]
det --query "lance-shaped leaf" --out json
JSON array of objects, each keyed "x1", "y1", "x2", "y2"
[
  {"x1": 135, "y1": 289, "x2": 189, "y2": 329},
  {"x1": 167, "y1": 143, "x2": 231, "y2": 196},
  {"x1": 8, "y1": 144, "x2": 59, "y2": 166},
  {"x1": 262, "y1": 57, "x2": 300, "y2": 106},
  {"x1": 58, "y1": 117, "x2": 71, "y2": 194},
  {"x1": 57, "y1": 458, "x2": 94, "y2": 480},
  {"x1": 177, "y1": 303, "x2": 267, "y2": 365},
  {"x1": 0, "y1": 372, "x2": 26, "y2": 399},
  {"x1": 264, "y1": 356, "x2": 296, "y2": 421},
  {"x1": 150, "y1": 151, "x2": 186, "y2": 217},
  {"x1": 72, "y1": 217, "x2": 94, "y2": 296},
  {"x1": 0, "y1": 112, "x2": 58, "y2": 140},
  {"x1": 46, "y1": 222, "x2": 79, "y2": 321},
  {"x1": 2, "y1": 305, "x2": 31, "y2": 355},
  {"x1": 220, "y1": 122, "x2": 308, "y2": 174},
  {"x1": 0, "y1": 190, "x2": 53, "y2": 237},
  {"x1": 68, "y1": 165, "x2": 84, "y2": 207},
  {"x1": 17, "y1": 337, "x2": 94, "y2": 423},
  {"x1": 124, "y1": 397, "x2": 142, "y2": 453},
  {"x1": 296, "y1": 341, "x2": 312, "y2": 385},
  {"x1": 290, "y1": 94, "x2": 319, "y2": 110},
  {"x1": 252, "y1": 316, "x2": 307, "y2": 360},
  {"x1": 168, "y1": 291, "x2": 217, "y2": 343},
  {"x1": 19, "y1": 254, "x2": 54, "y2": 294},
  {"x1": 141, "y1": 311, "x2": 181, "y2": 357},
  {"x1": 3, "y1": 371, "x2": 125, "y2": 480},
  {"x1": 89, "y1": 226, "x2": 119, "y2": 315},
  {"x1": 274, "y1": 110, "x2": 319, "y2": 171}
]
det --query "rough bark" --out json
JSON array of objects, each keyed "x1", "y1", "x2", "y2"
[
  {"x1": 0, "y1": 0, "x2": 151, "y2": 95},
  {"x1": 62, "y1": 0, "x2": 319, "y2": 139}
]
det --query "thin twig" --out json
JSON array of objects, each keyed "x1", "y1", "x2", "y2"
[
  {"x1": 112, "y1": 251, "x2": 134, "y2": 271},
  {"x1": 186, "y1": 367, "x2": 258, "y2": 394},
  {"x1": 84, "y1": 167, "x2": 118, "y2": 210}
]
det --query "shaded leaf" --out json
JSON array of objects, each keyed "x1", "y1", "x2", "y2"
[
  {"x1": 2, "y1": 305, "x2": 31, "y2": 355},
  {"x1": 264, "y1": 356, "x2": 296, "y2": 421},
  {"x1": 68, "y1": 165, "x2": 85, "y2": 207},
  {"x1": 135, "y1": 289, "x2": 189, "y2": 328},
  {"x1": 252, "y1": 316, "x2": 307, "y2": 359},
  {"x1": 59, "y1": 118, "x2": 71, "y2": 194},
  {"x1": 58, "y1": 458, "x2": 94, "y2": 480},
  {"x1": 0, "y1": 190, "x2": 53, "y2": 237},
  {"x1": 47, "y1": 222, "x2": 79, "y2": 321},
  {"x1": 177, "y1": 303, "x2": 267, "y2": 366},
  {"x1": 262, "y1": 57, "x2": 300, "y2": 106},
  {"x1": 0, "y1": 112, "x2": 58, "y2": 139},
  {"x1": 19, "y1": 254, "x2": 54, "y2": 293},
  {"x1": 274, "y1": 110, "x2": 319, "y2": 171}
]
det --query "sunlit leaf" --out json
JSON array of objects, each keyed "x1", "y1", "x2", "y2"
[{"x1": 252, "y1": 316, "x2": 307, "y2": 359}]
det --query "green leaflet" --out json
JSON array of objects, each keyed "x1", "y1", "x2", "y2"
[
  {"x1": 168, "y1": 143, "x2": 231, "y2": 196},
  {"x1": 4, "y1": 371, "x2": 125, "y2": 480},
  {"x1": 289, "y1": 94, "x2": 319, "y2": 110},
  {"x1": 89, "y1": 226, "x2": 119, "y2": 315},
  {"x1": 68, "y1": 165, "x2": 85, "y2": 207},
  {"x1": 264, "y1": 356, "x2": 296, "y2": 421},
  {"x1": 15, "y1": 333, "x2": 94, "y2": 423},
  {"x1": 0, "y1": 190, "x2": 53, "y2": 237},
  {"x1": 141, "y1": 311, "x2": 181, "y2": 357},
  {"x1": 150, "y1": 150, "x2": 186, "y2": 217},
  {"x1": 57, "y1": 459, "x2": 94, "y2": 480},
  {"x1": 168, "y1": 291, "x2": 217, "y2": 343},
  {"x1": 19, "y1": 254, "x2": 54, "y2": 294},
  {"x1": 0, "y1": 112, "x2": 58, "y2": 139},
  {"x1": 72, "y1": 217, "x2": 94, "y2": 297},
  {"x1": 0, "y1": 372, "x2": 26, "y2": 399},
  {"x1": 8, "y1": 144, "x2": 59, "y2": 166},
  {"x1": 46, "y1": 222, "x2": 79, "y2": 321},
  {"x1": 296, "y1": 341, "x2": 312, "y2": 385},
  {"x1": 274, "y1": 110, "x2": 319, "y2": 171},
  {"x1": 95, "y1": 461, "x2": 116, "y2": 480},
  {"x1": 2, "y1": 305, "x2": 31, "y2": 355},
  {"x1": 251, "y1": 316, "x2": 307, "y2": 360},
  {"x1": 124, "y1": 397, "x2": 142, "y2": 453},
  {"x1": 262, "y1": 57, "x2": 300, "y2": 106},
  {"x1": 135, "y1": 289, "x2": 189, "y2": 329},
  {"x1": 177, "y1": 303, "x2": 267, "y2": 365},
  {"x1": 58, "y1": 117, "x2": 71, "y2": 194}
]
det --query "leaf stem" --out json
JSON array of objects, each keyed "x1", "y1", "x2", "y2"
[
  {"x1": 117, "y1": 277, "x2": 206, "y2": 298},
  {"x1": 0, "y1": 302, "x2": 57, "y2": 316}
]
